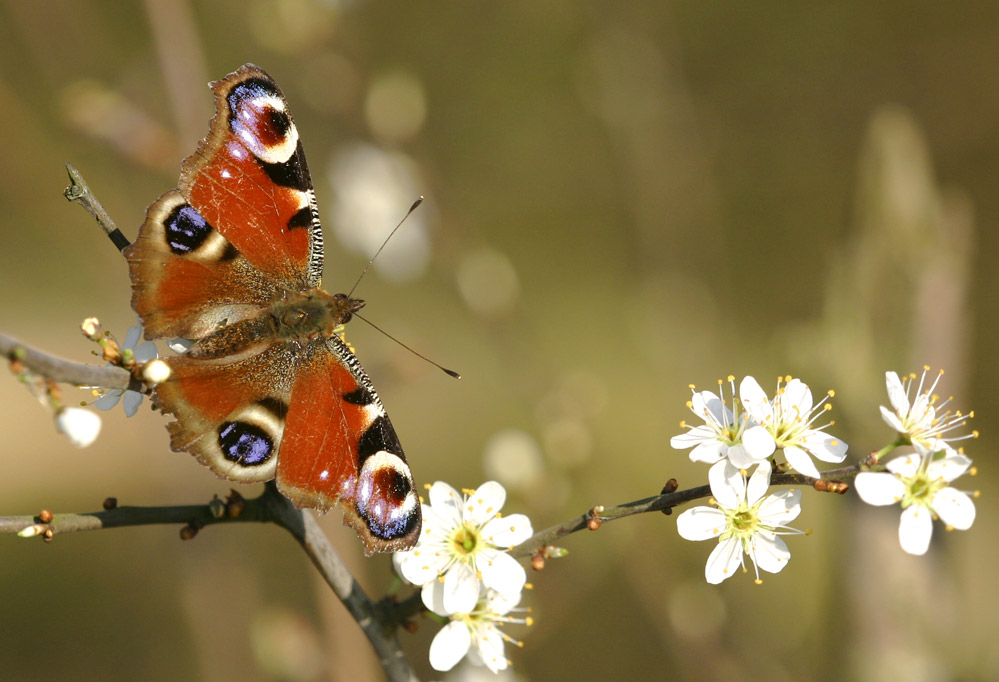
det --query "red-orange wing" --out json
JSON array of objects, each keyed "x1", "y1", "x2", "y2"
[{"x1": 277, "y1": 336, "x2": 421, "y2": 555}]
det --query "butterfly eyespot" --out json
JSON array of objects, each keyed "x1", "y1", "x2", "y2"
[
  {"x1": 227, "y1": 79, "x2": 300, "y2": 168},
  {"x1": 217, "y1": 421, "x2": 275, "y2": 466},
  {"x1": 165, "y1": 204, "x2": 212, "y2": 255},
  {"x1": 355, "y1": 451, "x2": 419, "y2": 541},
  {"x1": 266, "y1": 109, "x2": 292, "y2": 138}
]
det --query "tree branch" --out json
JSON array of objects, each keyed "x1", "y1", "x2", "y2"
[{"x1": 1, "y1": 332, "x2": 129, "y2": 390}]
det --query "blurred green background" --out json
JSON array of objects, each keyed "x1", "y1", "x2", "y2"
[{"x1": 1, "y1": 1, "x2": 995, "y2": 680}]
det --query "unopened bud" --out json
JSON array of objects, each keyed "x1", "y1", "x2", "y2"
[
  {"x1": 81, "y1": 317, "x2": 102, "y2": 340},
  {"x1": 141, "y1": 359, "x2": 172, "y2": 385},
  {"x1": 18, "y1": 523, "x2": 46, "y2": 538},
  {"x1": 55, "y1": 406, "x2": 102, "y2": 447},
  {"x1": 225, "y1": 490, "x2": 245, "y2": 518},
  {"x1": 209, "y1": 496, "x2": 226, "y2": 519}
]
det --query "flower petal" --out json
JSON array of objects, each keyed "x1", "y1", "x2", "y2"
[
  {"x1": 751, "y1": 531, "x2": 791, "y2": 574},
  {"x1": 926, "y1": 453, "x2": 973, "y2": 483},
  {"x1": 781, "y1": 378, "x2": 813, "y2": 417},
  {"x1": 398, "y1": 546, "x2": 445, "y2": 586},
  {"x1": 474, "y1": 623, "x2": 509, "y2": 673},
  {"x1": 783, "y1": 445, "x2": 821, "y2": 478},
  {"x1": 708, "y1": 460, "x2": 744, "y2": 509},
  {"x1": 482, "y1": 513, "x2": 533, "y2": 547},
  {"x1": 124, "y1": 325, "x2": 141, "y2": 349},
  {"x1": 428, "y1": 481, "x2": 464, "y2": 527},
  {"x1": 421, "y1": 579, "x2": 448, "y2": 615},
  {"x1": 478, "y1": 549, "x2": 526, "y2": 597},
  {"x1": 908, "y1": 391, "x2": 934, "y2": 426},
  {"x1": 898, "y1": 504, "x2": 933, "y2": 555},
  {"x1": 676, "y1": 506, "x2": 727, "y2": 541},
  {"x1": 741, "y1": 425, "x2": 776, "y2": 460},
  {"x1": 884, "y1": 371, "x2": 909, "y2": 415},
  {"x1": 429, "y1": 620, "x2": 472, "y2": 672},
  {"x1": 800, "y1": 430, "x2": 848, "y2": 463},
  {"x1": 704, "y1": 537, "x2": 743, "y2": 584},
  {"x1": 485, "y1": 588, "x2": 521, "y2": 615},
  {"x1": 94, "y1": 390, "x2": 122, "y2": 411},
  {"x1": 121, "y1": 390, "x2": 144, "y2": 418},
  {"x1": 691, "y1": 390, "x2": 732, "y2": 429},
  {"x1": 757, "y1": 488, "x2": 802, "y2": 526},
  {"x1": 885, "y1": 453, "x2": 922, "y2": 478},
  {"x1": 688, "y1": 440, "x2": 728, "y2": 464},
  {"x1": 745, "y1": 460, "x2": 772, "y2": 507},
  {"x1": 854, "y1": 472, "x2": 906, "y2": 506},
  {"x1": 739, "y1": 376, "x2": 770, "y2": 421},
  {"x1": 670, "y1": 425, "x2": 718, "y2": 450},
  {"x1": 134, "y1": 340, "x2": 159, "y2": 362},
  {"x1": 879, "y1": 405, "x2": 907, "y2": 433},
  {"x1": 442, "y1": 562, "x2": 481, "y2": 614},
  {"x1": 931, "y1": 487, "x2": 976, "y2": 530},
  {"x1": 167, "y1": 337, "x2": 193, "y2": 354},
  {"x1": 466, "y1": 481, "x2": 506, "y2": 526}
]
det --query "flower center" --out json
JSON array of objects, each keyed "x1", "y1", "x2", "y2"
[
  {"x1": 902, "y1": 470, "x2": 945, "y2": 509},
  {"x1": 450, "y1": 523, "x2": 482, "y2": 558},
  {"x1": 720, "y1": 502, "x2": 763, "y2": 542}
]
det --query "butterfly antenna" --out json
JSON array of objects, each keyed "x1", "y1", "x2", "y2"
[
  {"x1": 354, "y1": 311, "x2": 461, "y2": 379},
  {"x1": 346, "y1": 196, "x2": 424, "y2": 299}
]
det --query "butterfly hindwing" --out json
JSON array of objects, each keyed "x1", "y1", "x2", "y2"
[
  {"x1": 276, "y1": 335, "x2": 420, "y2": 554},
  {"x1": 154, "y1": 342, "x2": 298, "y2": 483},
  {"x1": 126, "y1": 64, "x2": 421, "y2": 553}
]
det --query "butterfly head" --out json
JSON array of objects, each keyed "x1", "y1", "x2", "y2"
[{"x1": 330, "y1": 292, "x2": 365, "y2": 325}]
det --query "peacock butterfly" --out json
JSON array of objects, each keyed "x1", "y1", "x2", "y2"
[{"x1": 123, "y1": 63, "x2": 421, "y2": 554}]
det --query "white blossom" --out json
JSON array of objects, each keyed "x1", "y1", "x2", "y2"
[
  {"x1": 676, "y1": 460, "x2": 804, "y2": 584},
  {"x1": 855, "y1": 442, "x2": 976, "y2": 556},
  {"x1": 428, "y1": 588, "x2": 530, "y2": 674},
  {"x1": 670, "y1": 377, "x2": 767, "y2": 469},
  {"x1": 880, "y1": 368, "x2": 975, "y2": 450},
  {"x1": 395, "y1": 481, "x2": 533, "y2": 614},
  {"x1": 739, "y1": 376, "x2": 848, "y2": 478}
]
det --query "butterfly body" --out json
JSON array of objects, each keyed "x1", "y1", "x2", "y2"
[
  {"x1": 183, "y1": 291, "x2": 362, "y2": 360},
  {"x1": 124, "y1": 64, "x2": 420, "y2": 554}
]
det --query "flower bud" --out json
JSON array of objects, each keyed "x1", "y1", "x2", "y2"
[{"x1": 55, "y1": 407, "x2": 102, "y2": 447}]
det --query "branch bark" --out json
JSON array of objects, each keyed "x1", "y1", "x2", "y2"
[{"x1": 1, "y1": 332, "x2": 129, "y2": 390}]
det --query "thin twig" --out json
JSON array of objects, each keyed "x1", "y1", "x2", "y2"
[
  {"x1": 1, "y1": 332, "x2": 129, "y2": 390},
  {"x1": 63, "y1": 163, "x2": 131, "y2": 251},
  {"x1": 509, "y1": 466, "x2": 857, "y2": 559},
  {"x1": 393, "y1": 465, "x2": 859, "y2": 620}
]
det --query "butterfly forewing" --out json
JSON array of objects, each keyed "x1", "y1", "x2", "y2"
[{"x1": 180, "y1": 64, "x2": 324, "y2": 291}]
